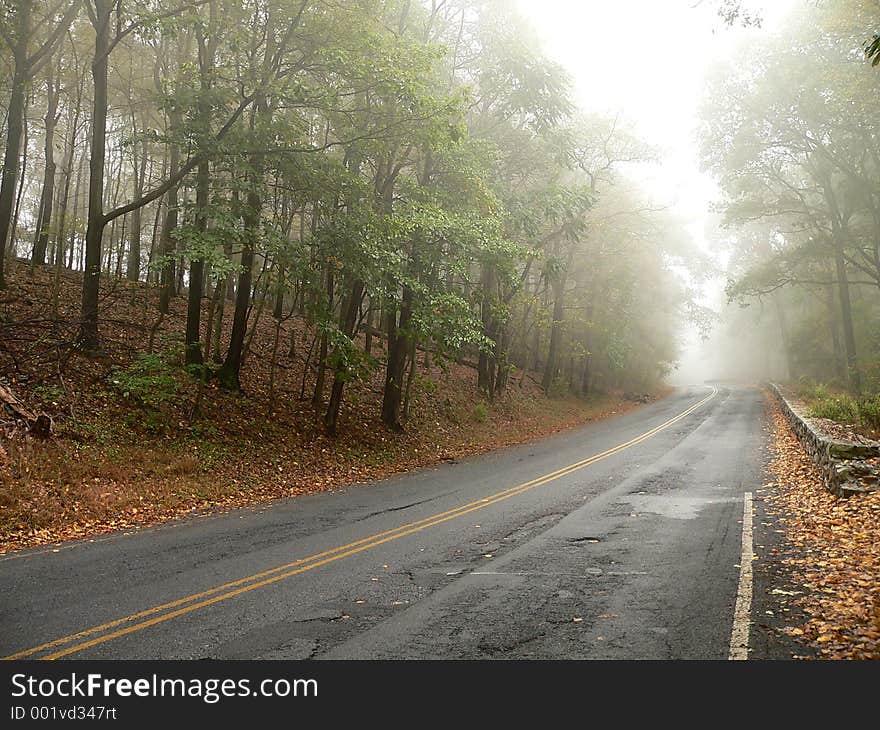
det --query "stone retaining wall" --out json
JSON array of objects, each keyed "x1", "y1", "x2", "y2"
[{"x1": 769, "y1": 384, "x2": 880, "y2": 497}]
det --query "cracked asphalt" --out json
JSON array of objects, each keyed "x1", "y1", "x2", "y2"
[{"x1": 0, "y1": 385, "x2": 774, "y2": 659}]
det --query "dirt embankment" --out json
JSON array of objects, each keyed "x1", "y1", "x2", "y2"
[{"x1": 1, "y1": 261, "x2": 665, "y2": 554}]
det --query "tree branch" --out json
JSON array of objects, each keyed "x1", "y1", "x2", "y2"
[
  {"x1": 29, "y1": 0, "x2": 82, "y2": 75},
  {"x1": 102, "y1": 91, "x2": 256, "y2": 225},
  {"x1": 105, "y1": 0, "x2": 213, "y2": 60}
]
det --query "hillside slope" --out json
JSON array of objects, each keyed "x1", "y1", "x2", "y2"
[{"x1": 0, "y1": 261, "x2": 661, "y2": 553}]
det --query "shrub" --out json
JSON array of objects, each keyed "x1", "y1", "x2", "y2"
[
  {"x1": 413, "y1": 374, "x2": 438, "y2": 395},
  {"x1": 857, "y1": 395, "x2": 880, "y2": 430},
  {"x1": 109, "y1": 352, "x2": 179, "y2": 409},
  {"x1": 472, "y1": 400, "x2": 489, "y2": 423},
  {"x1": 807, "y1": 393, "x2": 858, "y2": 423}
]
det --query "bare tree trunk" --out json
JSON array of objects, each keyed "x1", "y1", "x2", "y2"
[
  {"x1": 494, "y1": 326, "x2": 511, "y2": 395},
  {"x1": 32, "y1": 66, "x2": 59, "y2": 268},
  {"x1": 147, "y1": 184, "x2": 163, "y2": 285},
  {"x1": 300, "y1": 329, "x2": 318, "y2": 400},
  {"x1": 381, "y1": 285, "x2": 413, "y2": 430},
  {"x1": 158, "y1": 112, "x2": 180, "y2": 314},
  {"x1": 79, "y1": 0, "x2": 113, "y2": 352},
  {"x1": 825, "y1": 284, "x2": 845, "y2": 382},
  {"x1": 581, "y1": 300, "x2": 594, "y2": 396},
  {"x1": 69, "y1": 140, "x2": 86, "y2": 271},
  {"x1": 268, "y1": 317, "x2": 282, "y2": 410},
  {"x1": 364, "y1": 298, "x2": 373, "y2": 355},
  {"x1": 213, "y1": 235, "x2": 233, "y2": 362},
  {"x1": 212, "y1": 286, "x2": 225, "y2": 362},
  {"x1": 126, "y1": 134, "x2": 147, "y2": 281},
  {"x1": 186, "y1": 14, "x2": 219, "y2": 365},
  {"x1": 218, "y1": 99, "x2": 266, "y2": 390},
  {"x1": 542, "y1": 278, "x2": 566, "y2": 392},
  {"x1": 54, "y1": 66, "x2": 84, "y2": 276},
  {"x1": 191, "y1": 278, "x2": 222, "y2": 420},
  {"x1": 324, "y1": 277, "x2": 364, "y2": 434},
  {"x1": 477, "y1": 262, "x2": 497, "y2": 399},
  {"x1": 0, "y1": 0, "x2": 32, "y2": 288},
  {"x1": 542, "y1": 245, "x2": 574, "y2": 393},
  {"x1": 402, "y1": 339, "x2": 417, "y2": 420},
  {"x1": 287, "y1": 321, "x2": 296, "y2": 359},
  {"x1": 833, "y1": 245, "x2": 860, "y2": 393},
  {"x1": 242, "y1": 273, "x2": 269, "y2": 366},
  {"x1": 52, "y1": 104, "x2": 80, "y2": 318},
  {"x1": 311, "y1": 268, "x2": 333, "y2": 407}
]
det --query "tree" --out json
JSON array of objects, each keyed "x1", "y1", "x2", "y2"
[
  {"x1": 700, "y1": 0, "x2": 880, "y2": 392},
  {"x1": 0, "y1": 0, "x2": 81, "y2": 288}
]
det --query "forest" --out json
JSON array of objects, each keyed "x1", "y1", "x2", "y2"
[
  {"x1": 699, "y1": 0, "x2": 880, "y2": 411},
  {"x1": 0, "y1": 0, "x2": 703, "y2": 443},
  {"x1": 2, "y1": 0, "x2": 880, "y2": 668},
  {"x1": 2, "y1": 0, "x2": 878, "y2": 540}
]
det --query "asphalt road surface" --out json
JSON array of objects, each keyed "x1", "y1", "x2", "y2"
[{"x1": 1, "y1": 385, "x2": 772, "y2": 660}]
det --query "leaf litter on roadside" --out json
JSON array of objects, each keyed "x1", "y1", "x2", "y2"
[{"x1": 763, "y1": 393, "x2": 880, "y2": 660}]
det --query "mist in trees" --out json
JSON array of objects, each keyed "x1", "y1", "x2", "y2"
[
  {"x1": 2, "y1": 0, "x2": 722, "y2": 434},
  {"x1": 696, "y1": 0, "x2": 880, "y2": 394}
]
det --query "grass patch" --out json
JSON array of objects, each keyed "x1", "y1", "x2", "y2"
[
  {"x1": 472, "y1": 400, "x2": 489, "y2": 423},
  {"x1": 807, "y1": 393, "x2": 858, "y2": 423},
  {"x1": 798, "y1": 382, "x2": 880, "y2": 432}
]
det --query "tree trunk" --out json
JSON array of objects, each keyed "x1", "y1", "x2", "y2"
[
  {"x1": 825, "y1": 284, "x2": 844, "y2": 382},
  {"x1": 0, "y1": 1, "x2": 33, "y2": 288},
  {"x1": 273, "y1": 267, "x2": 284, "y2": 320},
  {"x1": 364, "y1": 300, "x2": 374, "y2": 355},
  {"x1": 9, "y1": 95, "x2": 30, "y2": 265},
  {"x1": 833, "y1": 246, "x2": 860, "y2": 394},
  {"x1": 79, "y1": 1, "x2": 112, "y2": 352},
  {"x1": 494, "y1": 325, "x2": 511, "y2": 395},
  {"x1": 542, "y1": 279, "x2": 566, "y2": 392},
  {"x1": 158, "y1": 125, "x2": 180, "y2": 314},
  {"x1": 581, "y1": 354, "x2": 592, "y2": 396},
  {"x1": 477, "y1": 262, "x2": 497, "y2": 399},
  {"x1": 381, "y1": 285, "x2": 413, "y2": 430},
  {"x1": 126, "y1": 136, "x2": 147, "y2": 281},
  {"x1": 191, "y1": 277, "x2": 223, "y2": 420},
  {"x1": 184, "y1": 159, "x2": 207, "y2": 366},
  {"x1": 212, "y1": 239, "x2": 232, "y2": 361},
  {"x1": 242, "y1": 266, "x2": 270, "y2": 366},
  {"x1": 402, "y1": 338, "x2": 417, "y2": 419},
  {"x1": 147, "y1": 181, "x2": 163, "y2": 285},
  {"x1": 185, "y1": 17, "x2": 218, "y2": 365},
  {"x1": 542, "y1": 243, "x2": 575, "y2": 393},
  {"x1": 69, "y1": 137, "x2": 86, "y2": 270},
  {"x1": 217, "y1": 101, "x2": 266, "y2": 389},
  {"x1": 55, "y1": 72, "x2": 83, "y2": 273},
  {"x1": 31, "y1": 67, "x2": 58, "y2": 268},
  {"x1": 52, "y1": 81, "x2": 82, "y2": 317},
  {"x1": 324, "y1": 278, "x2": 365, "y2": 434},
  {"x1": 311, "y1": 268, "x2": 333, "y2": 407},
  {"x1": 581, "y1": 300, "x2": 595, "y2": 396}
]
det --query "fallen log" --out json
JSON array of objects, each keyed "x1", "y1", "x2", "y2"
[{"x1": 0, "y1": 383, "x2": 52, "y2": 438}]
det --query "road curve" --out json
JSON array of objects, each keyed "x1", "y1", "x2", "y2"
[{"x1": 0, "y1": 385, "x2": 768, "y2": 660}]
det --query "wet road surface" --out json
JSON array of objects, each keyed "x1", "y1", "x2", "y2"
[{"x1": 1, "y1": 385, "x2": 772, "y2": 659}]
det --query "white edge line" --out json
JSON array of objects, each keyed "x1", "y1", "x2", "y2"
[{"x1": 729, "y1": 491, "x2": 753, "y2": 660}]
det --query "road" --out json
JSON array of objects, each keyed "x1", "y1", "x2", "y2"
[{"x1": 1, "y1": 385, "x2": 771, "y2": 660}]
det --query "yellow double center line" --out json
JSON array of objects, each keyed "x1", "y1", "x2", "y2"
[{"x1": 5, "y1": 387, "x2": 716, "y2": 661}]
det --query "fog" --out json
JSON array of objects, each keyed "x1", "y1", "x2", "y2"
[
  {"x1": 1, "y1": 0, "x2": 876, "y2": 401},
  {"x1": 670, "y1": 311, "x2": 789, "y2": 387},
  {"x1": 515, "y1": 0, "x2": 877, "y2": 391}
]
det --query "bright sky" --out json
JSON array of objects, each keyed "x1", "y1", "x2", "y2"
[
  {"x1": 513, "y1": 0, "x2": 797, "y2": 380},
  {"x1": 513, "y1": 0, "x2": 794, "y2": 226}
]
